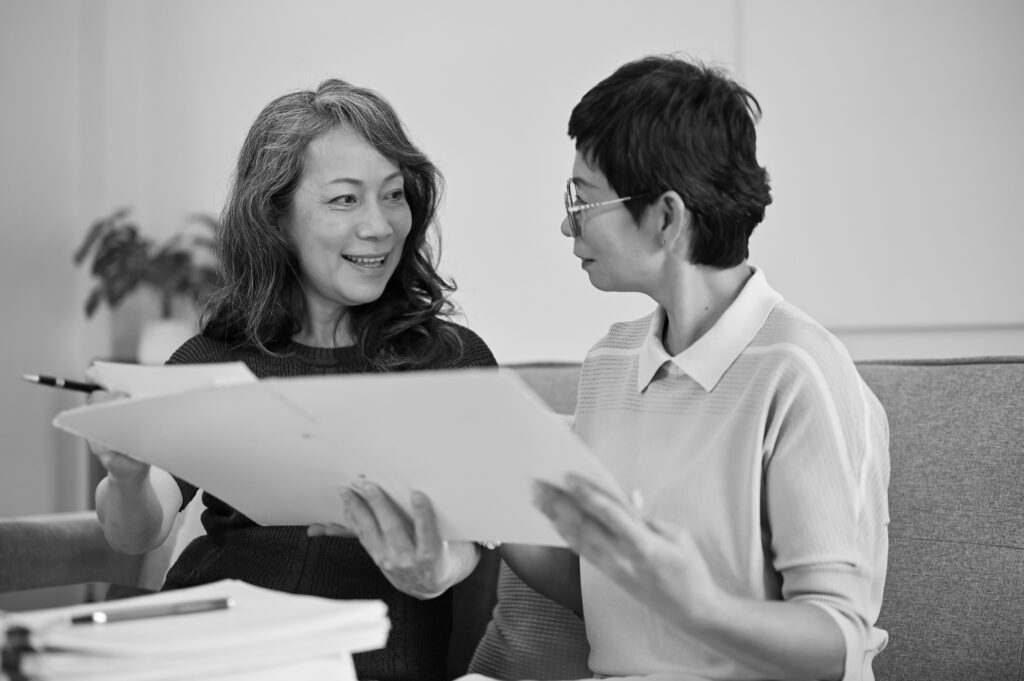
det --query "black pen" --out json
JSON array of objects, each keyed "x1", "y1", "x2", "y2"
[
  {"x1": 70, "y1": 596, "x2": 235, "y2": 625},
  {"x1": 21, "y1": 374, "x2": 103, "y2": 394}
]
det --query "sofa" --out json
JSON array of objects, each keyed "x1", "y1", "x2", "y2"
[{"x1": 2, "y1": 357, "x2": 1022, "y2": 680}]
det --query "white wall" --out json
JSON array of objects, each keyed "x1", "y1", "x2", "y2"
[
  {"x1": 1, "y1": 0, "x2": 1021, "y2": 517},
  {"x1": 741, "y1": 0, "x2": 1024, "y2": 358},
  {"x1": 104, "y1": 0, "x2": 741, "y2": 363},
  {"x1": 0, "y1": 1, "x2": 95, "y2": 516},
  {"x1": 96, "y1": 0, "x2": 1024, "y2": 363}
]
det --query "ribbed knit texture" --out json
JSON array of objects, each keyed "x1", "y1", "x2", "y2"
[
  {"x1": 159, "y1": 322, "x2": 496, "y2": 681},
  {"x1": 468, "y1": 561, "x2": 591, "y2": 680}
]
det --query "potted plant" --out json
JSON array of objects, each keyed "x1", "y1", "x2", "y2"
[{"x1": 74, "y1": 207, "x2": 221, "y2": 363}]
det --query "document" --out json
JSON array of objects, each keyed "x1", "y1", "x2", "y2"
[
  {"x1": 54, "y1": 365, "x2": 623, "y2": 546},
  {"x1": 87, "y1": 360, "x2": 258, "y2": 397},
  {"x1": 4, "y1": 579, "x2": 387, "y2": 681}
]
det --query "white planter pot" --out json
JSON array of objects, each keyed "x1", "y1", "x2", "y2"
[{"x1": 137, "y1": 318, "x2": 194, "y2": 365}]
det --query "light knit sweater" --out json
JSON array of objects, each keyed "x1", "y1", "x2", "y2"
[{"x1": 577, "y1": 268, "x2": 890, "y2": 681}]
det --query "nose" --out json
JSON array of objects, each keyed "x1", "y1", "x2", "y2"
[
  {"x1": 358, "y1": 201, "x2": 394, "y2": 240},
  {"x1": 560, "y1": 214, "x2": 574, "y2": 238}
]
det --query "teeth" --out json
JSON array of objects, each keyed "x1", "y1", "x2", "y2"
[{"x1": 344, "y1": 255, "x2": 386, "y2": 267}]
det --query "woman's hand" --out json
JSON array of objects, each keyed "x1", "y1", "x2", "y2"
[
  {"x1": 86, "y1": 389, "x2": 150, "y2": 486},
  {"x1": 86, "y1": 389, "x2": 182, "y2": 554},
  {"x1": 312, "y1": 481, "x2": 479, "y2": 600},
  {"x1": 533, "y1": 473, "x2": 714, "y2": 626},
  {"x1": 91, "y1": 440, "x2": 151, "y2": 484},
  {"x1": 535, "y1": 473, "x2": 848, "y2": 680}
]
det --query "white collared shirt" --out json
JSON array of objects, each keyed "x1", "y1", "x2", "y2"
[{"x1": 575, "y1": 267, "x2": 890, "y2": 681}]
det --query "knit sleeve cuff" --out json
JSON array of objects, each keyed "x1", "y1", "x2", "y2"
[{"x1": 804, "y1": 600, "x2": 888, "y2": 681}]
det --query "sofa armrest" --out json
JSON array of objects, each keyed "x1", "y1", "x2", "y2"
[{"x1": 0, "y1": 511, "x2": 145, "y2": 592}]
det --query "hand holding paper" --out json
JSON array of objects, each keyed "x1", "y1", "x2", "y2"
[
  {"x1": 335, "y1": 483, "x2": 480, "y2": 599},
  {"x1": 84, "y1": 389, "x2": 151, "y2": 486}
]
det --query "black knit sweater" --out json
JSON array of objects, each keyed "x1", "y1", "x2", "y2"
[{"x1": 159, "y1": 322, "x2": 497, "y2": 681}]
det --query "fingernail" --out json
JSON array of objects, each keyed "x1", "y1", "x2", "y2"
[{"x1": 411, "y1": 491, "x2": 427, "y2": 507}]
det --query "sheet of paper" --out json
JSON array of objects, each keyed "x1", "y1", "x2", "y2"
[
  {"x1": 87, "y1": 360, "x2": 257, "y2": 398},
  {"x1": 7, "y1": 579, "x2": 388, "y2": 659},
  {"x1": 54, "y1": 368, "x2": 624, "y2": 546},
  {"x1": 268, "y1": 368, "x2": 625, "y2": 545},
  {"x1": 8, "y1": 580, "x2": 380, "y2": 681},
  {"x1": 22, "y1": 642, "x2": 358, "y2": 681},
  {"x1": 56, "y1": 384, "x2": 360, "y2": 528}
]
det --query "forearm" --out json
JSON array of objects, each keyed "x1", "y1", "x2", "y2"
[
  {"x1": 95, "y1": 467, "x2": 180, "y2": 554},
  {"x1": 681, "y1": 590, "x2": 845, "y2": 681},
  {"x1": 500, "y1": 544, "x2": 581, "y2": 614}
]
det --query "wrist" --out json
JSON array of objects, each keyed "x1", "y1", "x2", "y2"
[
  {"x1": 442, "y1": 541, "x2": 482, "y2": 587},
  {"x1": 105, "y1": 467, "x2": 151, "y2": 495}
]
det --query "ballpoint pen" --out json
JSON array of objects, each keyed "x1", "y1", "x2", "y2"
[
  {"x1": 21, "y1": 374, "x2": 103, "y2": 394},
  {"x1": 70, "y1": 596, "x2": 235, "y2": 625}
]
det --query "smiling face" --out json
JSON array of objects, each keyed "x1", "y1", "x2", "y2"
[
  {"x1": 561, "y1": 151, "x2": 663, "y2": 295},
  {"x1": 283, "y1": 125, "x2": 412, "y2": 337}
]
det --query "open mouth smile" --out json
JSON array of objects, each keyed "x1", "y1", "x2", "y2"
[{"x1": 343, "y1": 254, "x2": 387, "y2": 268}]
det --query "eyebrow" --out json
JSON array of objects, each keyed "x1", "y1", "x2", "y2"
[
  {"x1": 327, "y1": 171, "x2": 404, "y2": 186},
  {"x1": 571, "y1": 176, "x2": 598, "y2": 189}
]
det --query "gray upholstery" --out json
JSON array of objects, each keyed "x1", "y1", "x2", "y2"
[
  {"x1": 0, "y1": 512, "x2": 143, "y2": 592},
  {"x1": 857, "y1": 358, "x2": 1024, "y2": 681},
  {"x1": 2, "y1": 357, "x2": 1021, "y2": 681}
]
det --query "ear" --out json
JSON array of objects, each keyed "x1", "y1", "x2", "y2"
[{"x1": 647, "y1": 191, "x2": 690, "y2": 253}]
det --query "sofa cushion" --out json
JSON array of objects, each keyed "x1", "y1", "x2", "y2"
[
  {"x1": 857, "y1": 357, "x2": 1024, "y2": 681},
  {"x1": 0, "y1": 512, "x2": 144, "y2": 592}
]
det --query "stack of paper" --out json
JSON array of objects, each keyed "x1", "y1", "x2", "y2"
[
  {"x1": 3, "y1": 579, "x2": 388, "y2": 680},
  {"x1": 54, "y1": 363, "x2": 624, "y2": 546}
]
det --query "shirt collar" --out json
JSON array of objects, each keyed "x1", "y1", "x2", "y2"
[{"x1": 636, "y1": 266, "x2": 782, "y2": 393}]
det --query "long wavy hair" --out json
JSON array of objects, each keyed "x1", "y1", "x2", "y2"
[{"x1": 201, "y1": 79, "x2": 462, "y2": 369}]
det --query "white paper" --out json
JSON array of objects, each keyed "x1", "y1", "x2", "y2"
[
  {"x1": 87, "y1": 360, "x2": 257, "y2": 398},
  {"x1": 8, "y1": 580, "x2": 381, "y2": 681},
  {"x1": 54, "y1": 368, "x2": 623, "y2": 546},
  {"x1": 8, "y1": 579, "x2": 388, "y2": 657}
]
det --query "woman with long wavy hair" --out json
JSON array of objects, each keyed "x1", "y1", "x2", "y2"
[{"x1": 88, "y1": 79, "x2": 496, "y2": 681}]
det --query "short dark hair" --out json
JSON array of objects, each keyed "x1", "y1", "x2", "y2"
[
  {"x1": 568, "y1": 55, "x2": 772, "y2": 268},
  {"x1": 202, "y1": 79, "x2": 462, "y2": 368}
]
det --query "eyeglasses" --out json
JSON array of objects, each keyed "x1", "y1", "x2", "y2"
[{"x1": 563, "y1": 179, "x2": 654, "y2": 237}]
